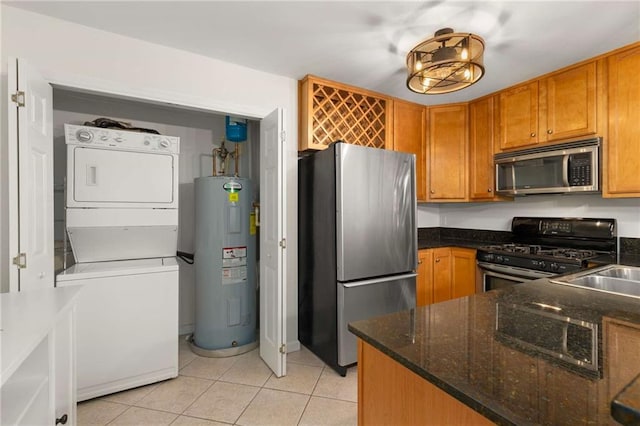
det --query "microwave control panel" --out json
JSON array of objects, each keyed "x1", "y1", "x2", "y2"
[{"x1": 568, "y1": 153, "x2": 592, "y2": 186}]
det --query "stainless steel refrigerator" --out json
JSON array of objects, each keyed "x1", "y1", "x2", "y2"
[{"x1": 298, "y1": 141, "x2": 417, "y2": 376}]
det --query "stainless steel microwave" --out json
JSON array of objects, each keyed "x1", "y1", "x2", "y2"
[{"x1": 495, "y1": 138, "x2": 601, "y2": 196}]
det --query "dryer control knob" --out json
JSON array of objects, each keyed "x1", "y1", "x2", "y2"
[
  {"x1": 76, "y1": 129, "x2": 93, "y2": 143},
  {"x1": 115, "y1": 137, "x2": 124, "y2": 143},
  {"x1": 159, "y1": 139, "x2": 170, "y2": 148}
]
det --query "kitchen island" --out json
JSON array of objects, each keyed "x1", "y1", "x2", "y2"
[{"x1": 349, "y1": 278, "x2": 640, "y2": 425}]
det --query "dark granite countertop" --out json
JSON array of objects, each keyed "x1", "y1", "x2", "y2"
[
  {"x1": 349, "y1": 279, "x2": 640, "y2": 425},
  {"x1": 612, "y1": 373, "x2": 640, "y2": 425}
]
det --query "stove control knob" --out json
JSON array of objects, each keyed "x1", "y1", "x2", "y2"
[
  {"x1": 538, "y1": 261, "x2": 546, "y2": 269},
  {"x1": 495, "y1": 256, "x2": 504, "y2": 263},
  {"x1": 484, "y1": 254, "x2": 495, "y2": 262},
  {"x1": 550, "y1": 262, "x2": 559, "y2": 271}
]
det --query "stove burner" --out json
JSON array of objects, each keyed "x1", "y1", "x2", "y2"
[
  {"x1": 479, "y1": 244, "x2": 598, "y2": 260},
  {"x1": 538, "y1": 248, "x2": 597, "y2": 260}
]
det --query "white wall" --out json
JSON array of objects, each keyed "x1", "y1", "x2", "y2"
[
  {"x1": 437, "y1": 195, "x2": 640, "y2": 237},
  {"x1": 0, "y1": 5, "x2": 299, "y2": 348}
]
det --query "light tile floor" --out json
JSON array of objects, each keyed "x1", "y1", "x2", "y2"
[{"x1": 78, "y1": 336, "x2": 358, "y2": 425}]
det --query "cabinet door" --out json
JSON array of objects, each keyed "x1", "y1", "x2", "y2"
[
  {"x1": 450, "y1": 248, "x2": 476, "y2": 299},
  {"x1": 605, "y1": 318, "x2": 640, "y2": 404},
  {"x1": 541, "y1": 62, "x2": 598, "y2": 142},
  {"x1": 427, "y1": 104, "x2": 468, "y2": 201},
  {"x1": 498, "y1": 82, "x2": 539, "y2": 151},
  {"x1": 605, "y1": 45, "x2": 640, "y2": 197},
  {"x1": 432, "y1": 248, "x2": 452, "y2": 303},
  {"x1": 416, "y1": 249, "x2": 433, "y2": 307},
  {"x1": 469, "y1": 96, "x2": 498, "y2": 200},
  {"x1": 393, "y1": 100, "x2": 426, "y2": 201}
]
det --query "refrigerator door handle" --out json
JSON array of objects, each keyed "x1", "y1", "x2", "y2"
[{"x1": 342, "y1": 273, "x2": 418, "y2": 288}]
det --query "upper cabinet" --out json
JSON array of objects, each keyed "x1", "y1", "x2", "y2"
[
  {"x1": 392, "y1": 100, "x2": 426, "y2": 201},
  {"x1": 540, "y1": 61, "x2": 600, "y2": 142},
  {"x1": 469, "y1": 95, "x2": 500, "y2": 201},
  {"x1": 427, "y1": 104, "x2": 469, "y2": 201},
  {"x1": 497, "y1": 62, "x2": 600, "y2": 152},
  {"x1": 604, "y1": 44, "x2": 640, "y2": 198},
  {"x1": 298, "y1": 75, "x2": 392, "y2": 151},
  {"x1": 498, "y1": 82, "x2": 539, "y2": 150}
]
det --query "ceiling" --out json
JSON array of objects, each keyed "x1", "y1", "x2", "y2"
[{"x1": 7, "y1": 1, "x2": 640, "y2": 106}]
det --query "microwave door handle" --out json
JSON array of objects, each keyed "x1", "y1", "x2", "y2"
[
  {"x1": 562, "y1": 155, "x2": 570, "y2": 186},
  {"x1": 510, "y1": 164, "x2": 516, "y2": 191}
]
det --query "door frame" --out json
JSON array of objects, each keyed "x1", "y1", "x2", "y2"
[{"x1": 7, "y1": 67, "x2": 293, "y2": 369}]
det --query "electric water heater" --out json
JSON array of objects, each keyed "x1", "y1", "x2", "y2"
[{"x1": 192, "y1": 176, "x2": 257, "y2": 355}]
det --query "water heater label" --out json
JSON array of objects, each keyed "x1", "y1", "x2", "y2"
[
  {"x1": 223, "y1": 181, "x2": 243, "y2": 192},
  {"x1": 222, "y1": 266, "x2": 247, "y2": 285},
  {"x1": 228, "y1": 192, "x2": 239, "y2": 202},
  {"x1": 223, "y1": 247, "x2": 247, "y2": 258}
]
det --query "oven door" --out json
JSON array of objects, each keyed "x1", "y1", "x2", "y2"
[{"x1": 477, "y1": 262, "x2": 554, "y2": 292}]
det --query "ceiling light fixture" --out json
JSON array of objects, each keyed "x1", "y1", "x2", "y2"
[{"x1": 406, "y1": 28, "x2": 485, "y2": 95}]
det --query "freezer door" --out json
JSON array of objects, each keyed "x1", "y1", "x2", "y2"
[
  {"x1": 337, "y1": 273, "x2": 416, "y2": 366},
  {"x1": 336, "y1": 144, "x2": 417, "y2": 281}
]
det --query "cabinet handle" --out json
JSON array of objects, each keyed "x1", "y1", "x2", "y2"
[
  {"x1": 430, "y1": 190, "x2": 435, "y2": 194},
  {"x1": 418, "y1": 260, "x2": 423, "y2": 265},
  {"x1": 56, "y1": 414, "x2": 68, "y2": 425},
  {"x1": 435, "y1": 258, "x2": 440, "y2": 263},
  {"x1": 530, "y1": 132, "x2": 536, "y2": 137},
  {"x1": 488, "y1": 188, "x2": 492, "y2": 193},
  {"x1": 547, "y1": 129, "x2": 553, "y2": 134}
]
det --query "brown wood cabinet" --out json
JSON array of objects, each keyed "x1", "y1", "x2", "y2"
[
  {"x1": 604, "y1": 317, "x2": 640, "y2": 406},
  {"x1": 417, "y1": 247, "x2": 476, "y2": 307},
  {"x1": 498, "y1": 62, "x2": 600, "y2": 152},
  {"x1": 427, "y1": 104, "x2": 469, "y2": 201},
  {"x1": 393, "y1": 100, "x2": 427, "y2": 201},
  {"x1": 498, "y1": 81, "x2": 539, "y2": 150},
  {"x1": 357, "y1": 339, "x2": 493, "y2": 426},
  {"x1": 540, "y1": 61, "x2": 599, "y2": 142},
  {"x1": 416, "y1": 249, "x2": 433, "y2": 307},
  {"x1": 604, "y1": 44, "x2": 640, "y2": 197},
  {"x1": 469, "y1": 95, "x2": 507, "y2": 201},
  {"x1": 298, "y1": 75, "x2": 392, "y2": 151}
]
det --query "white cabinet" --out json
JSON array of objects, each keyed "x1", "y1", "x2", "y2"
[{"x1": 1, "y1": 287, "x2": 81, "y2": 425}]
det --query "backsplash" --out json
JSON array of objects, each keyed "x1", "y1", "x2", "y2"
[
  {"x1": 418, "y1": 194, "x2": 640, "y2": 238},
  {"x1": 621, "y1": 237, "x2": 640, "y2": 256},
  {"x1": 418, "y1": 227, "x2": 512, "y2": 245}
]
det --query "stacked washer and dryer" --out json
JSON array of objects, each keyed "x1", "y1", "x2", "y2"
[{"x1": 56, "y1": 124, "x2": 180, "y2": 401}]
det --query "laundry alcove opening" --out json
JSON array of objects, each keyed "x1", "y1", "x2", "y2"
[{"x1": 51, "y1": 87, "x2": 261, "y2": 335}]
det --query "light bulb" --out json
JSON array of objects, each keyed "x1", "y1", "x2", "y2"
[
  {"x1": 421, "y1": 76, "x2": 431, "y2": 87},
  {"x1": 415, "y1": 61, "x2": 423, "y2": 72},
  {"x1": 461, "y1": 48, "x2": 468, "y2": 60},
  {"x1": 464, "y1": 68, "x2": 471, "y2": 80}
]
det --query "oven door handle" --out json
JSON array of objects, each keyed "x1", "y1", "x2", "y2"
[
  {"x1": 477, "y1": 262, "x2": 554, "y2": 280},
  {"x1": 482, "y1": 269, "x2": 530, "y2": 284}
]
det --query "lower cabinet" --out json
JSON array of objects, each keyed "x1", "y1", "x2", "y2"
[
  {"x1": 604, "y1": 317, "x2": 640, "y2": 411},
  {"x1": 417, "y1": 247, "x2": 477, "y2": 307},
  {"x1": 357, "y1": 339, "x2": 493, "y2": 426}
]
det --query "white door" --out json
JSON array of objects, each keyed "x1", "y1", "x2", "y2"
[
  {"x1": 8, "y1": 58, "x2": 54, "y2": 292},
  {"x1": 259, "y1": 108, "x2": 287, "y2": 377}
]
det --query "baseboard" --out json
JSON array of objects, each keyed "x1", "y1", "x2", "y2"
[
  {"x1": 179, "y1": 324, "x2": 194, "y2": 336},
  {"x1": 287, "y1": 339, "x2": 301, "y2": 353}
]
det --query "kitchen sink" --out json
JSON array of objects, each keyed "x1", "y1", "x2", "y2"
[{"x1": 550, "y1": 265, "x2": 640, "y2": 299}]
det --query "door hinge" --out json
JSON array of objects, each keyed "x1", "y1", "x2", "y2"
[
  {"x1": 280, "y1": 130, "x2": 286, "y2": 142},
  {"x1": 12, "y1": 252, "x2": 27, "y2": 269},
  {"x1": 11, "y1": 91, "x2": 25, "y2": 107},
  {"x1": 279, "y1": 238, "x2": 287, "y2": 249},
  {"x1": 279, "y1": 344, "x2": 286, "y2": 354}
]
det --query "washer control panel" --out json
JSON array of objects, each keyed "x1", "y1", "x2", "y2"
[{"x1": 64, "y1": 123, "x2": 180, "y2": 154}]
